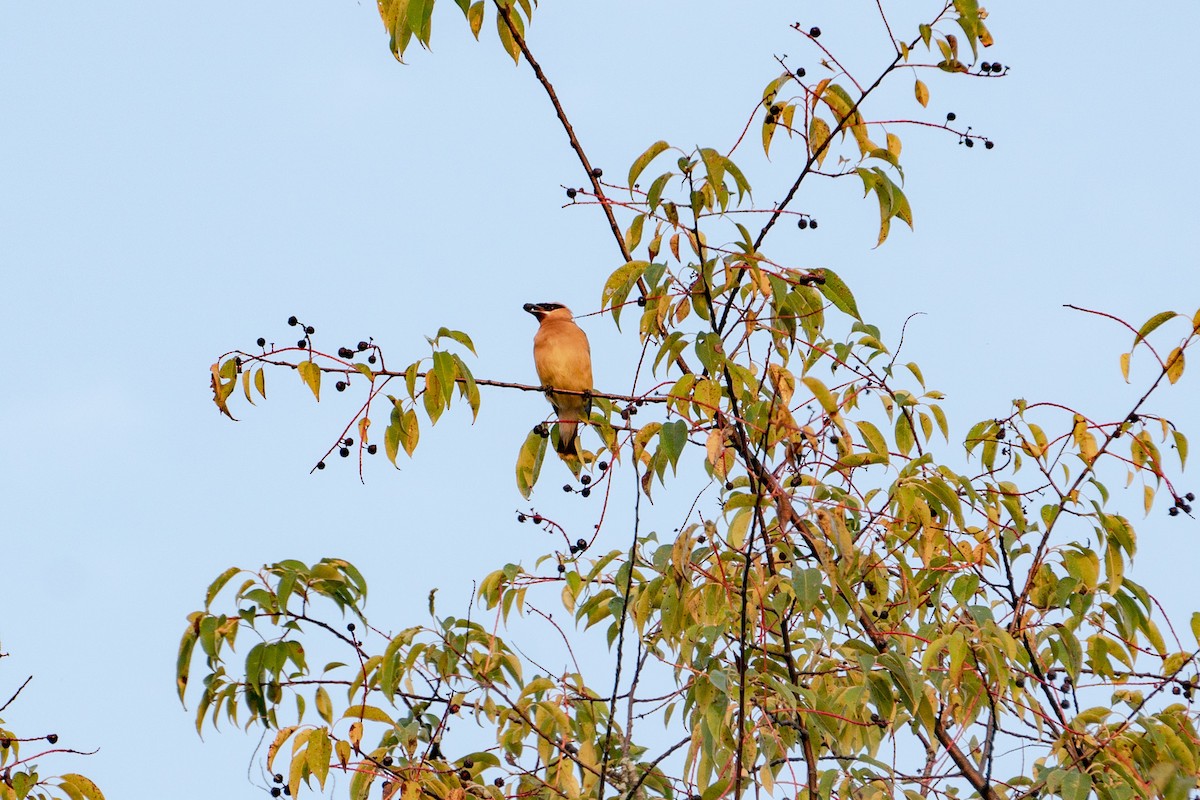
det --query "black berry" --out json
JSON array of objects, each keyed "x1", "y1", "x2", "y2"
[
  {"x1": 566, "y1": 188, "x2": 577, "y2": 199},
  {"x1": 344, "y1": 437, "x2": 354, "y2": 446},
  {"x1": 274, "y1": 774, "x2": 284, "y2": 784},
  {"x1": 358, "y1": 341, "x2": 370, "y2": 351},
  {"x1": 946, "y1": 112, "x2": 957, "y2": 121},
  {"x1": 1170, "y1": 507, "x2": 1180, "y2": 517},
  {"x1": 257, "y1": 337, "x2": 267, "y2": 347},
  {"x1": 367, "y1": 444, "x2": 378, "y2": 455},
  {"x1": 347, "y1": 622, "x2": 356, "y2": 631},
  {"x1": 272, "y1": 789, "x2": 282, "y2": 798},
  {"x1": 981, "y1": 62, "x2": 991, "y2": 73},
  {"x1": 368, "y1": 355, "x2": 376, "y2": 364},
  {"x1": 339, "y1": 447, "x2": 350, "y2": 458},
  {"x1": 297, "y1": 339, "x2": 307, "y2": 348},
  {"x1": 991, "y1": 62, "x2": 1002, "y2": 72},
  {"x1": 798, "y1": 218, "x2": 808, "y2": 229},
  {"x1": 288, "y1": 316, "x2": 298, "y2": 326},
  {"x1": 598, "y1": 461, "x2": 609, "y2": 471},
  {"x1": 336, "y1": 381, "x2": 347, "y2": 392},
  {"x1": 563, "y1": 484, "x2": 572, "y2": 492},
  {"x1": 305, "y1": 326, "x2": 315, "y2": 335},
  {"x1": 517, "y1": 514, "x2": 527, "y2": 523},
  {"x1": 796, "y1": 67, "x2": 806, "y2": 77},
  {"x1": 576, "y1": 538, "x2": 587, "y2": 550},
  {"x1": 494, "y1": 779, "x2": 504, "y2": 787},
  {"x1": 47, "y1": 734, "x2": 59, "y2": 744},
  {"x1": 965, "y1": 138, "x2": 974, "y2": 148},
  {"x1": 809, "y1": 26, "x2": 821, "y2": 37},
  {"x1": 532, "y1": 515, "x2": 543, "y2": 524},
  {"x1": 383, "y1": 756, "x2": 393, "y2": 766},
  {"x1": 580, "y1": 474, "x2": 592, "y2": 485},
  {"x1": 1187, "y1": 492, "x2": 1196, "y2": 502},
  {"x1": 581, "y1": 487, "x2": 591, "y2": 498},
  {"x1": 557, "y1": 564, "x2": 566, "y2": 574},
  {"x1": 637, "y1": 297, "x2": 646, "y2": 306},
  {"x1": 317, "y1": 461, "x2": 326, "y2": 470},
  {"x1": 809, "y1": 219, "x2": 818, "y2": 229},
  {"x1": 591, "y1": 167, "x2": 603, "y2": 178},
  {"x1": 459, "y1": 769, "x2": 471, "y2": 781},
  {"x1": 984, "y1": 140, "x2": 994, "y2": 149}
]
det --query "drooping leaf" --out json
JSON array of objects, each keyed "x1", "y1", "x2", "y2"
[
  {"x1": 914, "y1": 78, "x2": 929, "y2": 108},
  {"x1": 516, "y1": 428, "x2": 548, "y2": 498},
  {"x1": 298, "y1": 360, "x2": 321, "y2": 401}
]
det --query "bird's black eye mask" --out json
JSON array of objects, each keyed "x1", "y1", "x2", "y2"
[{"x1": 524, "y1": 302, "x2": 566, "y2": 315}]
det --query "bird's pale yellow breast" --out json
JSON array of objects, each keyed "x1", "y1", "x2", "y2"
[{"x1": 533, "y1": 317, "x2": 592, "y2": 393}]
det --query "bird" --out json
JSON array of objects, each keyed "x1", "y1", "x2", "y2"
[{"x1": 524, "y1": 302, "x2": 593, "y2": 455}]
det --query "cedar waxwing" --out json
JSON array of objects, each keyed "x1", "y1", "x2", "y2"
[{"x1": 524, "y1": 302, "x2": 593, "y2": 455}]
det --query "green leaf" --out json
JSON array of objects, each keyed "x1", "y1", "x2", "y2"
[
  {"x1": 341, "y1": 704, "x2": 396, "y2": 724},
  {"x1": 801, "y1": 376, "x2": 839, "y2": 415},
  {"x1": 646, "y1": 171, "x2": 673, "y2": 214},
  {"x1": 516, "y1": 428, "x2": 548, "y2": 499},
  {"x1": 659, "y1": 419, "x2": 688, "y2": 473},
  {"x1": 432, "y1": 350, "x2": 457, "y2": 404},
  {"x1": 453, "y1": 354, "x2": 481, "y2": 421},
  {"x1": 792, "y1": 568, "x2": 823, "y2": 611},
  {"x1": 467, "y1": 1, "x2": 484, "y2": 39},
  {"x1": 1059, "y1": 769, "x2": 1092, "y2": 800},
  {"x1": 601, "y1": 260, "x2": 650, "y2": 327},
  {"x1": 422, "y1": 371, "x2": 444, "y2": 423},
  {"x1": 436, "y1": 326, "x2": 477, "y2": 355},
  {"x1": 307, "y1": 728, "x2": 332, "y2": 788},
  {"x1": 205, "y1": 567, "x2": 241, "y2": 609},
  {"x1": 628, "y1": 140, "x2": 670, "y2": 187},
  {"x1": 315, "y1": 686, "x2": 333, "y2": 726},
  {"x1": 1174, "y1": 430, "x2": 1188, "y2": 468},
  {"x1": 625, "y1": 213, "x2": 645, "y2": 252},
  {"x1": 1132, "y1": 310, "x2": 1178, "y2": 348},
  {"x1": 494, "y1": 5, "x2": 522, "y2": 64},
  {"x1": 818, "y1": 269, "x2": 861, "y2": 320},
  {"x1": 298, "y1": 360, "x2": 321, "y2": 401}
]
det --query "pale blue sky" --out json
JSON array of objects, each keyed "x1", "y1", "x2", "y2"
[{"x1": 2, "y1": 3, "x2": 1198, "y2": 798}]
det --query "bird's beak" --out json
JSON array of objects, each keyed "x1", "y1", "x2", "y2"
[{"x1": 523, "y1": 303, "x2": 538, "y2": 315}]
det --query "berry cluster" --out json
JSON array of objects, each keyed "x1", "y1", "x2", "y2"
[
  {"x1": 979, "y1": 61, "x2": 1006, "y2": 74},
  {"x1": 1169, "y1": 491, "x2": 1196, "y2": 517},
  {"x1": 797, "y1": 216, "x2": 819, "y2": 230}
]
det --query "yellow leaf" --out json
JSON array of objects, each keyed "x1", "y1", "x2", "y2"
[
  {"x1": 1166, "y1": 346, "x2": 1185, "y2": 384},
  {"x1": 914, "y1": 78, "x2": 930, "y2": 108},
  {"x1": 886, "y1": 132, "x2": 902, "y2": 157},
  {"x1": 1119, "y1": 352, "x2": 1131, "y2": 383},
  {"x1": 349, "y1": 721, "x2": 362, "y2": 750},
  {"x1": 808, "y1": 116, "x2": 831, "y2": 168},
  {"x1": 705, "y1": 429, "x2": 724, "y2": 469},
  {"x1": 298, "y1": 360, "x2": 321, "y2": 401}
]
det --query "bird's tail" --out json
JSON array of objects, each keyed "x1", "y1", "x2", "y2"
[{"x1": 556, "y1": 421, "x2": 579, "y2": 455}]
